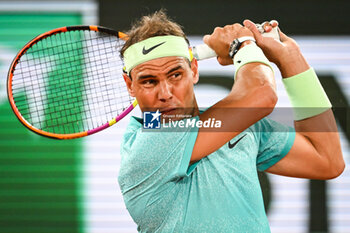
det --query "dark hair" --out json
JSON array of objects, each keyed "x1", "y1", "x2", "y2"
[{"x1": 120, "y1": 9, "x2": 189, "y2": 58}]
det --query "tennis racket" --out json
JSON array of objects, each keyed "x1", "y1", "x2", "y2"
[{"x1": 7, "y1": 24, "x2": 279, "y2": 139}]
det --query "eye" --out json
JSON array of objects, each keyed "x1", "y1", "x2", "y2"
[
  {"x1": 141, "y1": 79, "x2": 158, "y2": 86},
  {"x1": 170, "y1": 72, "x2": 182, "y2": 79}
]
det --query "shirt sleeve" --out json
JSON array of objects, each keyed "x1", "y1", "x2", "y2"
[{"x1": 254, "y1": 118, "x2": 296, "y2": 171}]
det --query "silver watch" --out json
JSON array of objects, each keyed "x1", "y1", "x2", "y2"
[{"x1": 228, "y1": 36, "x2": 256, "y2": 58}]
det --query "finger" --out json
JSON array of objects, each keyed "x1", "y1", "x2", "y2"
[
  {"x1": 243, "y1": 19, "x2": 263, "y2": 41},
  {"x1": 270, "y1": 20, "x2": 279, "y2": 27},
  {"x1": 203, "y1": 34, "x2": 211, "y2": 47},
  {"x1": 262, "y1": 22, "x2": 272, "y2": 32},
  {"x1": 264, "y1": 25, "x2": 272, "y2": 32},
  {"x1": 217, "y1": 56, "x2": 233, "y2": 66},
  {"x1": 277, "y1": 29, "x2": 288, "y2": 42}
]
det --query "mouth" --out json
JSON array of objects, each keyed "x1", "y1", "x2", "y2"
[{"x1": 160, "y1": 108, "x2": 177, "y2": 115}]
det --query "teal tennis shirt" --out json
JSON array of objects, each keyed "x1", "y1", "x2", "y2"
[{"x1": 118, "y1": 117, "x2": 295, "y2": 233}]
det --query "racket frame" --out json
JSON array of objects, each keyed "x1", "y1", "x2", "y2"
[{"x1": 7, "y1": 25, "x2": 136, "y2": 139}]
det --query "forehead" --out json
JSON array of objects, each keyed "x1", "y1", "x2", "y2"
[{"x1": 130, "y1": 56, "x2": 189, "y2": 77}]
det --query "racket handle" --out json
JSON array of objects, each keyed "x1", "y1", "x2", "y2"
[
  {"x1": 192, "y1": 44, "x2": 217, "y2": 60},
  {"x1": 192, "y1": 26, "x2": 280, "y2": 61}
]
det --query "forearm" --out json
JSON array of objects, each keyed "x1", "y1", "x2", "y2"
[
  {"x1": 281, "y1": 54, "x2": 344, "y2": 177},
  {"x1": 276, "y1": 46, "x2": 310, "y2": 78},
  {"x1": 191, "y1": 63, "x2": 276, "y2": 161},
  {"x1": 192, "y1": 25, "x2": 278, "y2": 162},
  {"x1": 201, "y1": 63, "x2": 276, "y2": 128},
  {"x1": 266, "y1": 69, "x2": 344, "y2": 179},
  {"x1": 295, "y1": 112, "x2": 344, "y2": 177},
  {"x1": 244, "y1": 19, "x2": 345, "y2": 178}
]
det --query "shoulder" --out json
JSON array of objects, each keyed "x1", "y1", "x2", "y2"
[
  {"x1": 123, "y1": 116, "x2": 142, "y2": 137},
  {"x1": 122, "y1": 116, "x2": 141, "y2": 137}
]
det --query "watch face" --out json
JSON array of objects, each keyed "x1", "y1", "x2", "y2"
[
  {"x1": 229, "y1": 39, "x2": 240, "y2": 58},
  {"x1": 229, "y1": 37, "x2": 255, "y2": 58}
]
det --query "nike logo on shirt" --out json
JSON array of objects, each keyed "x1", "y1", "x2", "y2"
[
  {"x1": 142, "y1": 42, "x2": 166, "y2": 55},
  {"x1": 228, "y1": 134, "x2": 247, "y2": 149}
]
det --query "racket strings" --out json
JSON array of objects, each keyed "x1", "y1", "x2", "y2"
[
  {"x1": 82, "y1": 31, "x2": 131, "y2": 127},
  {"x1": 11, "y1": 29, "x2": 133, "y2": 134}
]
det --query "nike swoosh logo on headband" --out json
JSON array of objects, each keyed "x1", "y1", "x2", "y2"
[{"x1": 142, "y1": 42, "x2": 166, "y2": 55}]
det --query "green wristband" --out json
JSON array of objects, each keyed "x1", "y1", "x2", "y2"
[
  {"x1": 282, "y1": 68, "x2": 332, "y2": 120},
  {"x1": 233, "y1": 43, "x2": 273, "y2": 78}
]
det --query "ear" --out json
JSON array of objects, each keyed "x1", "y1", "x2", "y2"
[
  {"x1": 190, "y1": 58, "x2": 199, "y2": 84},
  {"x1": 123, "y1": 73, "x2": 135, "y2": 97}
]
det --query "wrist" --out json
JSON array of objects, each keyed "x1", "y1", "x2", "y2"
[
  {"x1": 282, "y1": 68, "x2": 332, "y2": 120},
  {"x1": 233, "y1": 43, "x2": 273, "y2": 78},
  {"x1": 240, "y1": 40, "x2": 254, "y2": 49},
  {"x1": 229, "y1": 36, "x2": 256, "y2": 59},
  {"x1": 277, "y1": 50, "x2": 310, "y2": 78}
]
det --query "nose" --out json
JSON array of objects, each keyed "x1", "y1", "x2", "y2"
[{"x1": 158, "y1": 80, "x2": 173, "y2": 102}]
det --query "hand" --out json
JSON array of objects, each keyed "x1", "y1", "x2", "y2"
[
  {"x1": 244, "y1": 19, "x2": 310, "y2": 78},
  {"x1": 203, "y1": 24, "x2": 254, "y2": 66}
]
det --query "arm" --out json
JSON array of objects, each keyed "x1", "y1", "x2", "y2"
[
  {"x1": 191, "y1": 24, "x2": 277, "y2": 162},
  {"x1": 244, "y1": 20, "x2": 345, "y2": 179}
]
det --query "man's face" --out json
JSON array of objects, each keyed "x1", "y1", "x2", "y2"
[{"x1": 123, "y1": 56, "x2": 199, "y2": 120}]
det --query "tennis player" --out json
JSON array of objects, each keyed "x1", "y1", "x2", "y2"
[{"x1": 118, "y1": 11, "x2": 344, "y2": 232}]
